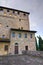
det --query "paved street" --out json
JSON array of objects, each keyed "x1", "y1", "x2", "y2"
[{"x1": 0, "y1": 55, "x2": 43, "y2": 65}]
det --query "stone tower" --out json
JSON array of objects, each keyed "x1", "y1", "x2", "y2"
[
  {"x1": 0, "y1": 6, "x2": 30, "y2": 30},
  {"x1": 0, "y1": 6, "x2": 36, "y2": 55},
  {"x1": 0, "y1": 6, "x2": 30, "y2": 39}
]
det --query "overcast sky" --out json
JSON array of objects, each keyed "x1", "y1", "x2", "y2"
[{"x1": 0, "y1": 0, "x2": 43, "y2": 37}]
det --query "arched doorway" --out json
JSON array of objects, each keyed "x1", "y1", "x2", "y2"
[{"x1": 15, "y1": 43, "x2": 18, "y2": 54}]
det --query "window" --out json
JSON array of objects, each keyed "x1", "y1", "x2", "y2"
[
  {"x1": 15, "y1": 43, "x2": 18, "y2": 45},
  {"x1": 19, "y1": 19, "x2": 21, "y2": 21},
  {"x1": 24, "y1": 13, "x2": 26, "y2": 16},
  {"x1": 0, "y1": 8, "x2": 3, "y2": 11},
  {"x1": 25, "y1": 46, "x2": 28, "y2": 50},
  {"x1": 12, "y1": 32, "x2": 15, "y2": 37},
  {"x1": 4, "y1": 45, "x2": 8, "y2": 51},
  {"x1": 6, "y1": 25, "x2": 9, "y2": 27},
  {"x1": 30, "y1": 34, "x2": 32, "y2": 38},
  {"x1": 2, "y1": 35, "x2": 5, "y2": 38},
  {"x1": 7, "y1": 9, "x2": 9, "y2": 12},
  {"x1": 21, "y1": 27, "x2": 23, "y2": 30},
  {"x1": 25, "y1": 33, "x2": 27, "y2": 38},
  {"x1": 19, "y1": 33, "x2": 21, "y2": 38}
]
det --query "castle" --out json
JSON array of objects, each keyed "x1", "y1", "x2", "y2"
[{"x1": 0, "y1": 6, "x2": 36, "y2": 55}]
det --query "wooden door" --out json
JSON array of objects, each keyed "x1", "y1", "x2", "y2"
[{"x1": 15, "y1": 46, "x2": 18, "y2": 54}]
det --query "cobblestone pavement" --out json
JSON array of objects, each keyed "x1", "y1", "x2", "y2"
[{"x1": 0, "y1": 55, "x2": 43, "y2": 65}]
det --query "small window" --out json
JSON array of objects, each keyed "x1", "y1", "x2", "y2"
[
  {"x1": 12, "y1": 32, "x2": 15, "y2": 37},
  {"x1": 4, "y1": 45, "x2": 8, "y2": 51},
  {"x1": 30, "y1": 34, "x2": 32, "y2": 38},
  {"x1": 2, "y1": 35, "x2": 5, "y2": 38},
  {"x1": 25, "y1": 46, "x2": 28, "y2": 50},
  {"x1": 19, "y1": 33, "x2": 21, "y2": 38},
  {"x1": 15, "y1": 43, "x2": 18, "y2": 45},
  {"x1": 24, "y1": 13, "x2": 26, "y2": 16},
  {"x1": 21, "y1": 27, "x2": 23, "y2": 30},
  {"x1": 6, "y1": 25, "x2": 9, "y2": 27},
  {"x1": 19, "y1": 19, "x2": 21, "y2": 21},
  {"x1": 25, "y1": 33, "x2": 27, "y2": 38},
  {"x1": 7, "y1": 9, "x2": 9, "y2": 12},
  {"x1": 0, "y1": 8, "x2": 3, "y2": 11}
]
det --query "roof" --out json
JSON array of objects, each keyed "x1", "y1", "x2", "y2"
[
  {"x1": 0, "y1": 38, "x2": 10, "y2": 43},
  {"x1": 10, "y1": 28, "x2": 37, "y2": 33},
  {"x1": 0, "y1": 6, "x2": 30, "y2": 14}
]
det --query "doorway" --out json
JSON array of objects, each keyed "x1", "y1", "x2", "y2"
[
  {"x1": 25, "y1": 46, "x2": 28, "y2": 50},
  {"x1": 15, "y1": 43, "x2": 18, "y2": 54}
]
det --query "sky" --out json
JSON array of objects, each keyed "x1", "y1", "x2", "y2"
[{"x1": 0, "y1": 0, "x2": 43, "y2": 38}]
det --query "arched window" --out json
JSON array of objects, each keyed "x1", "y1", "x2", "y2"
[{"x1": 15, "y1": 43, "x2": 18, "y2": 45}]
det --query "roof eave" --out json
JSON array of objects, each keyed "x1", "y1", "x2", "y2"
[
  {"x1": 0, "y1": 38, "x2": 10, "y2": 43},
  {"x1": 10, "y1": 28, "x2": 37, "y2": 33},
  {"x1": 0, "y1": 6, "x2": 30, "y2": 15}
]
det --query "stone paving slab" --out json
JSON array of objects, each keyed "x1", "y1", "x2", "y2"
[{"x1": 0, "y1": 54, "x2": 43, "y2": 65}]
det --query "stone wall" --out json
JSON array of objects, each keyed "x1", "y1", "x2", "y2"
[
  {"x1": 22, "y1": 51, "x2": 43, "y2": 57},
  {"x1": 9, "y1": 31, "x2": 36, "y2": 54},
  {"x1": 0, "y1": 10, "x2": 29, "y2": 38},
  {"x1": 0, "y1": 8, "x2": 30, "y2": 31}
]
